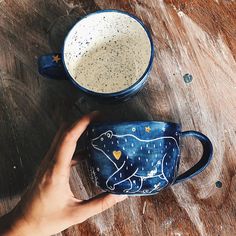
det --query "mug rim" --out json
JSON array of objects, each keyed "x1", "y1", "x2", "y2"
[
  {"x1": 89, "y1": 120, "x2": 181, "y2": 129},
  {"x1": 62, "y1": 9, "x2": 155, "y2": 98}
]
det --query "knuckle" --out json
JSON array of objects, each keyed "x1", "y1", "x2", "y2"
[
  {"x1": 81, "y1": 115, "x2": 90, "y2": 123},
  {"x1": 102, "y1": 196, "x2": 115, "y2": 211},
  {"x1": 63, "y1": 131, "x2": 76, "y2": 142},
  {"x1": 40, "y1": 172, "x2": 53, "y2": 188},
  {"x1": 41, "y1": 167, "x2": 59, "y2": 187}
]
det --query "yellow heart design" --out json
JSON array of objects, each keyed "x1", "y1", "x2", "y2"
[{"x1": 113, "y1": 150, "x2": 122, "y2": 160}]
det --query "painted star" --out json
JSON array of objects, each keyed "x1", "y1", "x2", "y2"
[
  {"x1": 52, "y1": 54, "x2": 61, "y2": 63},
  {"x1": 145, "y1": 126, "x2": 151, "y2": 133}
]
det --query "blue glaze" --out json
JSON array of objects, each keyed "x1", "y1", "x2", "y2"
[
  {"x1": 183, "y1": 73, "x2": 193, "y2": 83},
  {"x1": 215, "y1": 180, "x2": 222, "y2": 188},
  {"x1": 38, "y1": 53, "x2": 66, "y2": 80},
  {"x1": 37, "y1": 10, "x2": 154, "y2": 102},
  {"x1": 88, "y1": 121, "x2": 213, "y2": 196}
]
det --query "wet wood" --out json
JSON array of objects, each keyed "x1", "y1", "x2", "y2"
[{"x1": 0, "y1": 0, "x2": 236, "y2": 235}]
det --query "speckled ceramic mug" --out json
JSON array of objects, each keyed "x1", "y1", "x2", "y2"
[
  {"x1": 88, "y1": 121, "x2": 213, "y2": 196},
  {"x1": 38, "y1": 10, "x2": 154, "y2": 101}
]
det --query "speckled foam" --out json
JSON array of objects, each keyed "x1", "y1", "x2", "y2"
[{"x1": 64, "y1": 11, "x2": 151, "y2": 93}]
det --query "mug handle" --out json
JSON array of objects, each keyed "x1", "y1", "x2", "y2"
[
  {"x1": 38, "y1": 53, "x2": 67, "y2": 80},
  {"x1": 173, "y1": 131, "x2": 213, "y2": 185}
]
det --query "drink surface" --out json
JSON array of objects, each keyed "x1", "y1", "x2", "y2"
[{"x1": 64, "y1": 12, "x2": 151, "y2": 93}]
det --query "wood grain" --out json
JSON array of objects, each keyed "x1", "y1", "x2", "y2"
[{"x1": 0, "y1": 0, "x2": 236, "y2": 235}]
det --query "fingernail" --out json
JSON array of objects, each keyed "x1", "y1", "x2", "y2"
[
  {"x1": 115, "y1": 195, "x2": 128, "y2": 202},
  {"x1": 91, "y1": 110, "x2": 101, "y2": 116}
]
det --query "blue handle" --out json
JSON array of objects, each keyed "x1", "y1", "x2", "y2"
[
  {"x1": 174, "y1": 131, "x2": 213, "y2": 184},
  {"x1": 38, "y1": 53, "x2": 67, "y2": 80}
]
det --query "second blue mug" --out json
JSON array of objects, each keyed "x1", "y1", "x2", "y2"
[{"x1": 38, "y1": 10, "x2": 154, "y2": 102}]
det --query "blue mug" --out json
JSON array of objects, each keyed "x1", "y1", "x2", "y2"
[
  {"x1": 38, "y1": 10, "x2": 154, "y2": 102},
  {"x1": 88, "y1": 121, "x2": 213, "y2": 196}
]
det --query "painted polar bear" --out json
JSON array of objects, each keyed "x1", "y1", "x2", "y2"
[{"x1": 91, "y1": 130, "x2": 179, "y2": 194}]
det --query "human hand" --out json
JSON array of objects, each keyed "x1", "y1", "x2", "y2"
[{"x1": 0, "y1": 113, "x2": 127, "y2": 236}]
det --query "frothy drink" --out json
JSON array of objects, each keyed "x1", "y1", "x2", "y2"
[{"x1": 64, "y1": 12, "x2": 152, "y2": 93}]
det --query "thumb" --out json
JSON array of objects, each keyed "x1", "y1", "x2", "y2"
[{"x1": 75, "y1": 194, "x2": 127, "y2": 223}]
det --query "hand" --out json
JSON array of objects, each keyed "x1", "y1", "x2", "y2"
[{"x1": 0, "y1": 113, "x2": 127, "y2": 236}]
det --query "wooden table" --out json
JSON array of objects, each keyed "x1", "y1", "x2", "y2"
[{"x1": 0, "y1": 0, "x2": 236, "y2": 235}]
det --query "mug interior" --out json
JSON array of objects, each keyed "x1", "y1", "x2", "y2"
[{"x1": 63, "y1": 10, "x2": 152, "y2": 94}]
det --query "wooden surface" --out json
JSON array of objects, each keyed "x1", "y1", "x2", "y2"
[{"x1": 0, "y1": 0, "x2": 236, "y2": 235}]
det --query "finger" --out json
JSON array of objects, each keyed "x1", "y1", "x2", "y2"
[
  {"x1": 54, "y1": 112, "x2": 99, "y2": 171},
  {"x1": 76, "y1": 194, "x2": 127, "y2": 222}
]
